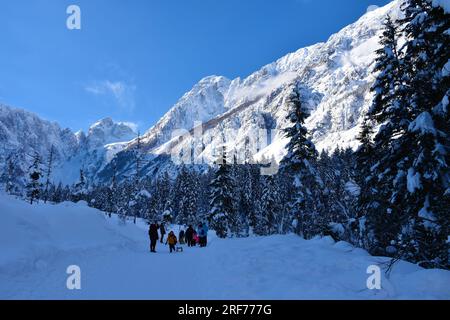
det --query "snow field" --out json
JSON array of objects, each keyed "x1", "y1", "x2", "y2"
[{"x1": 0, "y1": 194, "x2": 449, "y2": 300}]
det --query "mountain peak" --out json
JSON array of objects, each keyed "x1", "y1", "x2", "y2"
[
  {"x1": 90, "y1": 117, "x2": 115, "y2": 130},
  {"x1": 86, "y1": 118, "x2": 136, "y2": 149}
]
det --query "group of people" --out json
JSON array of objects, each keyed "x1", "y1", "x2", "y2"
[
  {"x1": 148, "y1": 222, "x2": 209, "y2": 253},
  {"x1": 179, "y1": 223, "x2": 208, "y2": 248}
]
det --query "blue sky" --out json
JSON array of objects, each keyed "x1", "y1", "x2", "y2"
[{"x1": 0, "y1": 0, "x2": 390, "y2": 133}]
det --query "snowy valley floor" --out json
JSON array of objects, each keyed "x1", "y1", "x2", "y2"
[{"x1": 0, "y1": 194, "x2": 449, "y2": 300}]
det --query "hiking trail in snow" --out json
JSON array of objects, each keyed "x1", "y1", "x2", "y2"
[{"x1": 1, "y1": 194, "x2": 449, "y2": 300}]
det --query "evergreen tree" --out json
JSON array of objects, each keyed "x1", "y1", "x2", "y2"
[
  {"x1": 173, "y1": 165, "x2": 199, "y2": 226},
  {"x1": 354, "y1": 119, "x2": 376, "y2": 247},
  {"x1": 395, "y1": 0, "x2": 450, "y2": 268},
  {"x1": 131, "y1": 132, "x2": 143, "y2": 224},
  {"x1": 117, "y1": 181, "x2": 134, "y2": 223},
  {"x1": 208, "y1": 146, "x2": 235, "y2": 238},
  {"x1": 26, "y1": 152, "x2": 43, "y2": 205},
  {"x1": 280, "y1": 86, "x2": 323, "y2": 239},
  {"x1": 72, "y1": 169, "x2": 87, "y2": 202},
  {"x1": 105, "y1": 163, "x2": 118, "y2": 218},
  {"x1": 362, "y1": 13, "x2": 409, "y2": 257},
  {"x1": 4, "y1": 156, "x2": 15, "y2": 194},
  {"x1": 43, "y1": 145, "x2": 55, "y2": 204},
  {"x1": 159, "y1": 172, "x2": 174, "y2": 216},
  {"x1": 254, "y1": 169, "x2": 282, "y2": 236},
  {"x1": 235, "y1": 164, "x2": 253, "y2": 237},
  {"x1": 363, "y1": 1, "x2": 449, "y2": 268},
  {"x1": 369, "y1": 15, "x2": 404, "y2": 126},
  {"x1": 51, "y1": 183, "x2": 64, "y2": 203}
]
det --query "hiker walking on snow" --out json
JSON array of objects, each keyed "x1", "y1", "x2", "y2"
[
  {"x1": 149, "y1": 223, "x2": 159, "y2": 253},
  {"x1": 198, "y1": 223, "x2": 208, "y2": 248},
  {"x1": 185, "y1": 225, "x2": 195, "y2": 247},
  {"x1": 202, "y1": 223, "x2": 209, "y2": 247},
  {"x1": 160, "y1": 223, "x2": 166, "y2": 243},
  {"x1": 166, "y1": 231, "x2": 178, "y2": 253},
  {"x1": 179, "y1": 229, "x2": 186, "y2": 245}
]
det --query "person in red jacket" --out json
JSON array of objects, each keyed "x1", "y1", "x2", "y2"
[{"x1": 192, "y1": 231, "x2": 199, "y2": 246}]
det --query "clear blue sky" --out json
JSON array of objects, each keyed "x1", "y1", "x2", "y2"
[{"x1": 0, "y1": 0, "x2": 391, "y2": 132}]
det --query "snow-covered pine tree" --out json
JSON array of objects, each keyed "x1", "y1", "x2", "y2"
[
  {"x1": 117, "y1": 180, "x2": 134, "y2": 223},
  {"x1": 131, "y1": 188, "x2": 151, "y2": 223},
  {"x1": 254, "y1": 165, "x2": 282, "y2": 236},
  {"x1": 364, "y1": 1, "x2": 449, "y2": 268},
  {"x1": 174, "y1": 165, "x2": 199, "y2": 226},
  {"x1": 51, "y1": 182, "x2": 64, "y2": 203},
  {"x1": 227, "y1": 155, "x2": 251, "y2": 237},
  {"x1": 246, "y1": 163, "x2": 263, "y2": 231},
  {"x1": 26, "y1": 152, "x2": 43, "y2": 205},
  {"x1": 370, "y1": 15, "x2": 403, "y2": 125},
  {"x1": 393, "y1": 0, "x2": 450, "y2": 268},
  {"x1": 43, "y1": 145, "x2": 55, "y2": 204},
  {"x1": 363, "y1": 13, "x2": 408, "y2": 257},
  {"x1": 105, "y1": 163, "x2": 118, "y2": 218},
  {"x1": 46, "y1": 183, "x2": 56, "y2": 203},
  {"x1": 234, "y1": 164, "x2": 253, "y2": 237},
  {"x1": 131, "y1": 132, "x2": 143, "y2": 224},
  {"x1": 72, "y1": 169, "x2": 87, "y2": 203},
  {"x1": 354, "y1": 118, "x2": 375, "y2": 247},
  {"x1": 4, "y1": 155, "x2": 15, "y2": 194},
  {"x1": 208, "y1": 146, "x2": 235, "y2": 238},
  {"x1": 196, "y1": 171, "x2": 212, "y2": 223},
  {"x1": 160, "y1": 172, "x2": 174, "y2": 217},
  {"x1": 279, "y1": 85, "x2": 324, "y2": 239}
]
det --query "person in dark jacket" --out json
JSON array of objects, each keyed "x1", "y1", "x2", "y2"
[
  {"x1": 149, "y1": 223, "x2": 159, "y2": 253},
  {"x1": 160, "y1": 223, "x2": 166, "y2": 243},
  {"x1": 199, "y1": 223, "x2": 208, "y2": 247},
  {"x1": 179, "y1": 229, "x2": 185, "y2": 245},
  {"x1": 198, "y1": 223, "x2": 208, "y2": 248},
  {"x1": 185, "y1": 225, "x2": 195, "y2": 247}
]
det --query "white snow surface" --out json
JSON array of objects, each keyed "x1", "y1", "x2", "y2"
[{"x1": 1, "y1": 193, "x2": 449, "y2": 300}]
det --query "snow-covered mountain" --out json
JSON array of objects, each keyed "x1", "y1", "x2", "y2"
[
  {"x1": 0, "y1": 104, "x2": 80, "y2": 187},
  {"x1": 97, "y1": 1, "x2": 402, "y2": 182},
  {"x1": 54, "y1": 118, "x2": 137, "y2": 184},
  {"x1": 0, "y1": 104, "x2": 136, "y2": 185},
  {"x1": 1, "y1": 0, "x2": 405, "y2": 185}
]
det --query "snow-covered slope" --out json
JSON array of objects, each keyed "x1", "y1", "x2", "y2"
[
  {"x1": 1, "y1": 193, "x2": 449, "y2": 299},
  {"x1": 100, "y1": 1, "x2": 403, "y2": 181}
]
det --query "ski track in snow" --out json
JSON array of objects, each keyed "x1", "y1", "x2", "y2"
[{"x1": 1, "y1": 194, "x2": 449, "y2": 300}]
